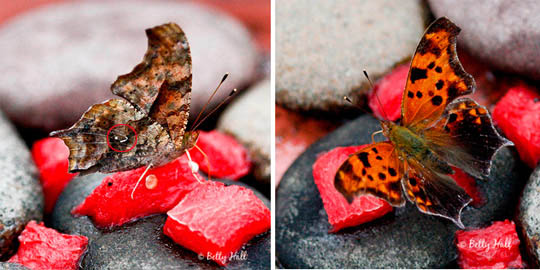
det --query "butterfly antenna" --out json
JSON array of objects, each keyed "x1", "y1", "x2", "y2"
[
  {"x1": 191, "y1": 88, "x2": 237, "y2": 131},
  {"x1": 363, "y1": 69, "x2": 389, "y2": 120},
  {"x1": 343, "y1": 95, "x2": 370, "y2": 115},
  {"x1": 190, "y1": 73, "x2": 229, "y2": 130}
]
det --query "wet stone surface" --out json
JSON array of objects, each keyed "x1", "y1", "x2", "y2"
[
  {"x1": 276, "y1": 114, "x2": 529, "y2": 268},
  {"x1": 51, "y1": 174, "x2": 270, "y2": 270},
  {"x1": 0, "y1": 112, "x2": 43, "y2": 259}
]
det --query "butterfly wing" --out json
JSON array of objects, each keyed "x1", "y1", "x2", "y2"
[
  {"x1": 423, "y1": 98, "x2": 512, "y2": 179},
  {"x1": 50, "y1": 99, "x2": 176, "y2": 173},
  {"x1": 112, "y1": 23, "x2": 193, "y2": 148},
  {"x1": 403, "y1": 158, "x2": 472, "y2": 228},
  {"x1": 401, "y1": 17, "x2": 474, "y2": 129},
  {"x1": 334, "y1": 142, "x2": 405, "y2": 206}
]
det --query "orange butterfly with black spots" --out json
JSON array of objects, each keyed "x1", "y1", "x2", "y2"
[{"x1": 334, "y1": 17, "x2": 512, "y2": 228}]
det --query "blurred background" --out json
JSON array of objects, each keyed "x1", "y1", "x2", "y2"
[{"x1": 0, "y1": 0, "x2": 270, "y2": 194}]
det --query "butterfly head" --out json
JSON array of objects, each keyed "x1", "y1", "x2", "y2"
[{"x1": 380, "y1": 120, "x2": 396, "y2": 139}]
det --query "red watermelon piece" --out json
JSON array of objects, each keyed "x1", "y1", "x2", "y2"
[
  {"x1": 188, "y1": 130, "x2": 251, "y2": 180},
  {"x1": 493, "y1": 85, "x2": 540, "y2": 168},
  {"x1": 312, "y1": 145, "x2": 393, "y2": 232},
  {"x1": 8, "y1": 221, "x2": 88, "y2": 270},
  {"x1": 31, "y1": 137, "x2": 77, "y2": 213},
  {"x1": 164, "y1": 181, "x2": 270, "y2": 266},
  {"x1": 456, "y1": 220, "x2": 524, "y2": 269},
  {"x1": 368, "y1": 63, "x2": 409, "y2": 121},
  {"x1": 72, "y1": 154, "x2": 202, "y2": 228}
]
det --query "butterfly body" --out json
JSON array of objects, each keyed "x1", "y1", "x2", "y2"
[
  {"x1": 334, "y1": 17, "x2": 512, "y2": 228},
  {"x1": 51, "y1": 23, "x2": 198, "y2": 174},
  {"x1": 382, "y1": 121, "x2": 454, "y2": 175}
]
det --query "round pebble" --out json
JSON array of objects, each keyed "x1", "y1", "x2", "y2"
[
  {"x1": 276, "y1": 0, "x2": 428, "y2": 113},
  {"x1": 0, "y1": 0, "x2": 257, "y2": 131},
  {"x1": 517, "y1": 164, "x2": 540, "y2": 266},
  {"x1": 218, "y1": 79, "x2": 271, "y2": 183},
  {"x1": 0, "y1": 112, "x2": 43, "y2": 259},
  {"x1": 429, "y1": 0, "x2": 540, "y2": 80},
  {"x1": 276, "y1": 114, "x2": 529, "y2": 268}
]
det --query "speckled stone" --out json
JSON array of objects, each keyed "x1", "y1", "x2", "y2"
[
  {"x1": 517, "y1": 164, "x2": 540, "y2": 267},
  {"x1": 276, "y1": 0, "x2": 428, "y2": 113},
  {"x1": 50, "y1": 174, "x2": 270, "y2": 269},
  {"x1": 0, "y1": 112, "x2": 43, "y2": 259},
  {"x1": 429, "y1": 0, "x2": 540, "y2": 80},
  {"x1": 0, "y1": 0, "x2": 257, "y2": 132},
  {"x1": 218, "y1": 79, "x2": 271, "y2": 183},
  {"x1": 0, "y1": 263, "x2": 30, "y2": 270},
  {"x1": 276, "y1": 114, "x2": 529, "y2": 268}
]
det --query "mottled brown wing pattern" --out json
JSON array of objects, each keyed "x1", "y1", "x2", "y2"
[
  {"x1": 334, "y1": 142, "x2": 405, "y2": 206},
  {"x1": 423, "y1": 98, "x2": 512, "y2": 178},
  {"x1": 403, "y1": 159, "x2": 472, "y2": 228},
  {"x1": 111, "y1": 23, "x2": 192, "y2": 115},
  {"x1": 149, "y1": 77, "x2": 192, "y2": 149},
  {"x1": 50, "y1": 99, "x2": 175, "y2": 173},
  {"x1": 401, "y1": 17, "x2": 475, "y2": 129}
]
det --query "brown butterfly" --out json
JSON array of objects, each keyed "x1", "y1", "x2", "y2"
[
  {"x1": 51, "y1": 23, "x2": 201, "y2": 176},
  {"x1": 334, "y1": 17, "x2": 512, "y2": 228}
]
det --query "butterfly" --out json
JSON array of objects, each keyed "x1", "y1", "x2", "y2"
[
  {"x1": 50, "y1": 23, "x2": 200, "y2": 175},
  {"x1": 334, "y1": 17, "x2": 512, "y2": 228}
]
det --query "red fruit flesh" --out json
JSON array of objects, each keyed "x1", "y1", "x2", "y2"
[
  {"x1": 31, "y1": 137, "x2": 77, "y2": 213},
  {"x1": 456, "y1": 220, "x2": 524, "y2": 269},
  {"x1": 312, "y1": 145, "x2": 393, "y2": 232},
  {"x1": 368, "y1": 63, "x2": 409, "y2": 121},
  {"x1": 72, "y1": 155, "x2": 202, "y2": 228},
  {"x1": 493, "y1": 85, "x2": 540, "y2": 168},
  {"x1": 188, "y1": 130, "x2": 251, "y2": 180},
  {"x1": 8, "y1": 221, "x2": 88, "y2": 270},
  {"x1": 164, "y1": 181, "x2": 270, "y2": 266}
]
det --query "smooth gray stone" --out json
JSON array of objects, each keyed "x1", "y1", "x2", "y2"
[
  {"x1": 0, "y1": 112, "x2": 43, "y2": 259},
  {"x1": 276, "y1": 114, "x2": 529, "y2": 268},
  {"x1": 276, "y1": 0, "x2": 428, "y2": 113},
  {"x1": 517, "y1": 164, "x2": 540, "y2": 267},
  {"x1": 429, "y1": 0, "x2": 540, "y2": 80}
]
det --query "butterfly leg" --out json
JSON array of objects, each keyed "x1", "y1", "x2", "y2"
[
  {"x1": 194, "y1": 144, "x2": 211, "y2": 180},
  {"x1": 185, "y1": 150, "x2": 203, "y2": 183},
  {"x1": 130, "y1": 163, "x2": 153, "y2": 200}
]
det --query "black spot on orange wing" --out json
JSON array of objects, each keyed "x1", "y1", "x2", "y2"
[
  {"x1": 431, "y1": 96, "x2": 443, "y2": 106},
  {"x1": 358, "y1": 152, "x2": 371, "y2": 168},
  {"x1": 436, "y1": 80, "x2": 444, "y2": 90},
  {"x1": 410, "y1": 68, "x2": 428, "y2": 84}
]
